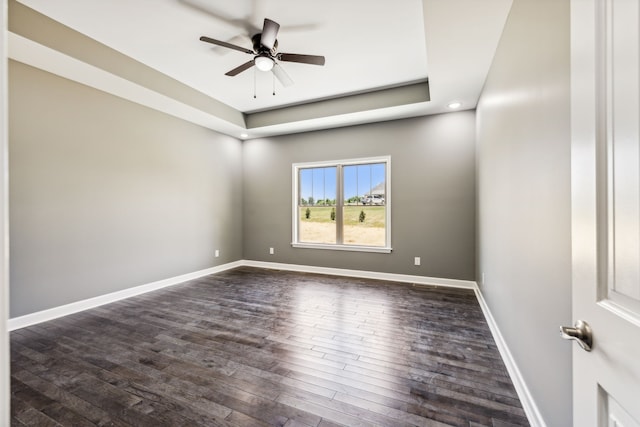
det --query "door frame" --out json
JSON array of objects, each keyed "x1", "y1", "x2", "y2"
[{"x1": 1, "y1": 0, "x2": 10, "y2": 423}]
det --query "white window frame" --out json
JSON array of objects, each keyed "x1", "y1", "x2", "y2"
[{"x1": 292, "y1": 156, "x2": 392, "y2": 253}]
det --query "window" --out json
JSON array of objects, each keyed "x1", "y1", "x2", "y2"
[{"x1": 292, "y1": 156, "x2": 391, "y2": 253}]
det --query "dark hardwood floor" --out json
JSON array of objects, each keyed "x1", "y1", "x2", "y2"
[{"x1": 10, "y1": 267, "x2": 530, "y2": 426}]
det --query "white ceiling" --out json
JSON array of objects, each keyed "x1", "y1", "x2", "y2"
[{"x1": 10, "y1": 0, "x2": 513, "y2": 139}]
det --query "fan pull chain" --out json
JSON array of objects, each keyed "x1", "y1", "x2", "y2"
[
  {"x1": 273, "y1": 73, "x2": 276, "y2": 96},
  {"x1": 253, "y1": 67, "x2": 257, "y2": 99}
]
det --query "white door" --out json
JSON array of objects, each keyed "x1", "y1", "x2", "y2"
[{"x1": 570, "y1": 0, "x2": 640, "y2": 426}]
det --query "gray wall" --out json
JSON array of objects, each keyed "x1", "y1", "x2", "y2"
[
  {"x1": 476, "y1": 0, "x2": 572, "y2": 425},
  {"x1": 9, "y1": 60, "x2": 243, "y2": 317},
  {"x1": 243, "y1": 112, "x2": 476, "y2": 280}
]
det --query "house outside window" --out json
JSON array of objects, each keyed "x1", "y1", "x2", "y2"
[{"x1": 292, "y1": 156, "x2": 391, "y2": 253}]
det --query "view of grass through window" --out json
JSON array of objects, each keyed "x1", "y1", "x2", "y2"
[{"x1": 297, "y1": 161, "x2": 387, "y2": 247}]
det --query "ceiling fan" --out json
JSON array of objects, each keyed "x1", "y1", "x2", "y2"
[{"x1": 200, "y1": 18, "x2": 325, "y2": 87}]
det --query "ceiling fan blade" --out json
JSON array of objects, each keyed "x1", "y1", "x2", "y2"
[
  {"x1": 199, "y1": 36, "x2": 254, "y2": 55},
  {"x1": 225, "y1": 60, "x2": 255, "y2": 76},
  {"x1": 260, "y1": 18, "x2": 280, "y2": 50},
  {"x1": 278, "y1": 53, "x2": 325, "y2": 66},
  {"x1": 272, "y1": 63, "x2": 294, "y2": 87}
]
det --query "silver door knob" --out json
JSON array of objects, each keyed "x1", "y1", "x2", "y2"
[{"x1": 560, "y1": 320, "x2": 593, "y2": 352}]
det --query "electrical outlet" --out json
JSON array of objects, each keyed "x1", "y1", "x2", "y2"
[
  {"x1": 414, "y1": 257, "x2": 421, "y2": 266},
  {"x1": 269, "y1": 247, "x2": 275, "y2": 255},
  {"x1": 215, "y1": 249, "x2": 220, "y2": 258}
]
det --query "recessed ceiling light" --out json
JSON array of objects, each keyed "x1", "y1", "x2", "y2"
[
  {"x1": 240, "y1": 133, "x2": 248, "y2": 138},
  {"x1": 448, "y1": 101, "x2": 462, "y2": 109}
]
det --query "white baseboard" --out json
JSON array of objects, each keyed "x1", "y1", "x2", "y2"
[
  {"x1": 7, "y1": 260, "x2": 244, "y2": 331},
  {"x1": 473, "y1": 287, "x2": 547, "y2": 427},
  {"x1": 243, "y1": 260, "x2": 478, "y2": 289}
]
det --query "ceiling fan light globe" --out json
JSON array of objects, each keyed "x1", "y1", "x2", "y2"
[{"x1": 255, "y1": 55, "x2": 274, "y2": 72}]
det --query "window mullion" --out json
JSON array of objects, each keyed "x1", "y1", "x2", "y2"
[{"x1": 336, "y1": 165, "x2": 344, "y2": 244}]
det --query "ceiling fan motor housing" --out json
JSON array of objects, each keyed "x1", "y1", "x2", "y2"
[{"x1": 252, "y1": 33, "x2": 278, "y2": 56}]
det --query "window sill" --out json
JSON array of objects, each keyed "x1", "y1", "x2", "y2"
[{"x1": 291, "y1": 242, "x2": 392, "y2": 254}]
